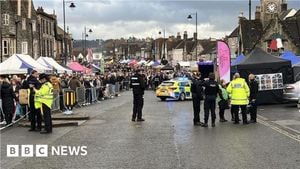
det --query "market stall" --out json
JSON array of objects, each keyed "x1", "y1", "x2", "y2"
[
  {"x1": 37, "y1": 57, "x2": 72, "y2": 74},
  {"x1": 236, "y1": 47, "x2": 293, "y2": 104},
  {"x1": 0, "y1": 54, "x2": 51, "y2": 74}
]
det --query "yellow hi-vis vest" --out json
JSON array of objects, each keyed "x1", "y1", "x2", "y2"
[
  {"x1": 34, "y1": 82, "x2": 54, "y2": 109},
  {"x1": 226, "y1": 78, "x2": 250, "y2": 105}
]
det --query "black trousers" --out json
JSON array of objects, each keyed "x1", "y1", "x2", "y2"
[
  {"x1": 249, "y1": 101, "x2": 257, "y2": 121},
  {"x1": 219, "y1": 108, "x2": 225, "y2": 120},
  {"x1": 42, "y1": 103, "x2": 52, "y2": 132},
  {"x1": 192, "y1": 96, "x2": 201, "y2": 123},
  {"x1": 204, "y1": 96, "x2": 216, "y2": 124},
  {"x1": 231, "y1": 105, "x2": 247, "y2": 123},
  {"x1": 30, "y1": 101, "x2": 42, "y2": 129},
  {"x1": 132, "y1": 94, "x2": 144, "y2": 120}
]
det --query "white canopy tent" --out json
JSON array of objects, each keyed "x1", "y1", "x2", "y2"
[
  {"x1": 0, "y1": 54, "x2": 51, "y2": 75},
  {"x1": 37, "y1": 57, "x2": 72, "y2": 74}
]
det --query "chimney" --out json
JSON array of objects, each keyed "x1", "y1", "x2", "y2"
[
  {"x1": 177, "y1": 32, "x2": 181, "y2": 39},
  {"x1": 281, "y1": 0, "x2": 287, "y2": 11},
  {"x1": 255, "y1": 6, "x2": 261, "y2": 20},
  {"x1": 238, "y1": 12, "x2": 246, "y2": 24},
  {"x1": 193, "y1": 32, "x2": 197, "y2": 40},
  {"x1": 184, "y1": 31, "x2": 187, "y2": 40}
]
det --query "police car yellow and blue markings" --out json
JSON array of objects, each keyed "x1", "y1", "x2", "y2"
[{"x1": 156, "y1": 77, "x2": 192, "y2": 101}]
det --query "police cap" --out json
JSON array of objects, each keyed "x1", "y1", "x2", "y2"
[{"x1": 39, "y1": 73, "x2": 49, "y2": 80}]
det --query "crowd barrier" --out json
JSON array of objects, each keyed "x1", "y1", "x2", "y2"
[
  {"x1": 51, "y1": 90, "x2": 60, "y2": 112},
  {"x1": 76, "y1": 87, "x2": 86, "y2": 107}
]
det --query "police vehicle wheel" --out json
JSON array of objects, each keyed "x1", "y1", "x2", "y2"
[
  {"x1": 179, "y1": 93, "x2": 185, "y2": 101},
  {"x1": 160, "y1": 98, "x2": 166, "y2": 101}
]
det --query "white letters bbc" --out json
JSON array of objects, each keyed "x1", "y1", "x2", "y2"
[
  {"x1": 36, "y1": 145, "x2": 48, "y2": 157},
  {"x1": 21, "y1": 145, "x2": 33, "y2": 157},
  {"x1": 7, "y1": 145, "x2": 19, "y2": 157}
]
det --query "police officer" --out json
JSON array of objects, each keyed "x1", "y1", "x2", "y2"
[
  {"x1": 226, "y1": 73, "x2": 250, "y2": 125},
  {"x1": 33, "y1": 74, "x2": 53, "y2": 134},
  {"x1": 191, "y1": 72, "x2": 204, "y2": 126},
  {"x1": 202, "y1": 73, "x2": 222, "y2": 127},
  {"x1": 27, "y1": 70, "x2": 42, "y2": 131},
  {"x1": 130, "y1": 69, "x2": 146, "y2": 122},
  {"x1": 248, "y1": 74, "x2": 258, "y2": 123}
]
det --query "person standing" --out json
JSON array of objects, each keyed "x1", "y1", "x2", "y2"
[
  {"x1": 33, "y1": 74, "x2": 54, "y2": 134},
  {"x1": 191, "y1": 72, "x2": 204, "y2": 126},
  {"x1": 202, "y1": 73, "x2": 222, "y2": 127},
  {"x1": 130, "y1": 69, "x2": 146, "y2": 122},
  {"x1": 1, "y1": 78, "x2": 15, "y2": 126},
  {"x1": 217, "y1": 80, "x2": 229, "y2": 122},
  {"x1": 227, "y1": 73, "x2": 250, "y2": 125},
  {"x1": 27, "y1": 70, "x2": 42, "y2": 131},
  {"x1": 248, "y1": 74, "x2": 259, "y2": 123}
]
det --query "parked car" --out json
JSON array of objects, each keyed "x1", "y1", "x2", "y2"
[
  {"x1": 156, "y1": 78, "x2": 192, "y2": 101},
  {"x1": 283, "y1": 80, "x2": 300, "y2": 103}
]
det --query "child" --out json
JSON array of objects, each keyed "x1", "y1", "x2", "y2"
[{"x1": 217, "y1": 80, "x2": 229, "y2": 122}]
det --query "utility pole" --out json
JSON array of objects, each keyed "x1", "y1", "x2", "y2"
[{"x1": 249, "y1": 0, "x2": 251, "y2": 21}]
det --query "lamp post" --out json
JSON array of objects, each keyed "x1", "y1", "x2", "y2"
[
  {"x1": 63, "y1": 0, "x2": 75, "y2": 65},
  {"x1": 187, "y1": 12, "x2": 197, "y2": 61},
  {"x1": 158, "y1": 29, "x2": 165, "y2": 60},
  {"x1": 83, "y1": 27, "x2": 93, "y2": 57}
]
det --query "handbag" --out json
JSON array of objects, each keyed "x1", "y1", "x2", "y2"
[{"x1": 218, "y1": 99, "x2": 229, "y2": 109}]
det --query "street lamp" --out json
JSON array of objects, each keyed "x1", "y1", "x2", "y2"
[
  {"x1": 187, "y1": 12, "x2": 197, "y2": 61},
  {"x1": 63, "y1": 0, "x2": 76, "y2": 65},
  {"x1": 83, "y1": 27, "x2": 93, "y2": 57},
  {"x1": 159, "y1": 29, "x2": 168, "y2": 65}
]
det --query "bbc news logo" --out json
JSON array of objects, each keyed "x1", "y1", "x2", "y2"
[{"x1": 7, "y1": 145, "x2": 87, "y2": 157}]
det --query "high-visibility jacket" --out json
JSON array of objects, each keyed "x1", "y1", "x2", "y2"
[
  {"x1": 226, "y1": 78, "x2": 250, "y2": 105},
  {"x1": 34, "y1": 82, "x2": 53, "y2": 109}
]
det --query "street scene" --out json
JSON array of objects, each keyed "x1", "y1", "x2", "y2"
[{"x1": 1, "y1": 0, "x2": 300, "y2": 169}]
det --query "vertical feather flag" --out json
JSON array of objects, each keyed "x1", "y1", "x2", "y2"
[{"x1": 217, "y1": 41, "x2": 231, "y2": 83}]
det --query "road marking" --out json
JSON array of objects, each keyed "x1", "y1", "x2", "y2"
[{"x1": 257, "y1": 118, "x2": 300, "y2": 143}]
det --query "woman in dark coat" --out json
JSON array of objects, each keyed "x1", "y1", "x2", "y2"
[{"x1": 1, "y1": 79, "x2": 15, "y2": 125}]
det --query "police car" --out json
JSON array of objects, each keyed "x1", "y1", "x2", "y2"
[{"x1": 156, "y1": 78, "x2": 192, "y2": 101}]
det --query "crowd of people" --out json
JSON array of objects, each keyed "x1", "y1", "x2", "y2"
[
  {"x1": 0, "y1": 63, "x2": 259, "y2": 132},
  {"x1": 0, "y1": 65, "x2": 184, "y2": 129}
]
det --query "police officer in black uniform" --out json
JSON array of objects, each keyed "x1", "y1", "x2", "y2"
[
  {"x1": 130, "y1": 69, "x2": 146, "y2": 122},
  {"x1": 203, "y1": 73, "x2": 222, "y2": 127},
  {"x1": 191, "y1": 72, "x2": 204, "y2": 126}
]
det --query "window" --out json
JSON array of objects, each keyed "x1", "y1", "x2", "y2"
[
  {"x1": 3, "y1": 40, "x2": 9, "y2": 55},
  {"x1": 4, "y1": 14, "x2": 9, "y2": 25},
  {"x1": 32, "y1": 20, "x2": 36, "y2": 32},
  {"x1": 10, "y1": 39, "x2": 15, "y2": 54},
  {"x1": 42, "y1": 20, "x2": 45, "y2": 33},
  {"x1": 22, "y1": 18, "x2": 26, "y2": 30},
  {"x1": 21, "y1": 42, "x2": 28, "y2": 54}
]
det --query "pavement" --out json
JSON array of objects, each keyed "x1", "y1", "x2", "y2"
[{"x1": 1, "y1": 90, "x2": 300, "y2": 169}]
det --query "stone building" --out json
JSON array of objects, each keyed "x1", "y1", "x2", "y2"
[
  {"x1": 228, "y1": 0, "x2": 300, "y2": 56},
  {"x1": 0, "y1": 0, "x2": 39, "y2": 61},
  {"x1": 36, "y1": 7, "x2": 56, "y2": 58}
]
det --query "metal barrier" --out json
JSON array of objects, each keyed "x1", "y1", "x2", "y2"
[
  {"x1": 76, "y1": 87, "x2": 86, "y2": 107},
  {"x1": 51, "y1": 90, "x2": 60, "y2": 112}
]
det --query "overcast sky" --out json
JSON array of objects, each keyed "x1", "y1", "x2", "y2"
[{"x1": 33, "y1": 0, "x2": 300, "y2": 40}]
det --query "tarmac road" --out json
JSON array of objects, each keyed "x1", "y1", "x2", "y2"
[{"x1": 1, "y1": 91, "x2": 300, "y2": 169}]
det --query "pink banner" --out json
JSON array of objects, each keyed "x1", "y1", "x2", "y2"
[{"x1": 217, "y1": 41, "x2": 231, "y2": 83}]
